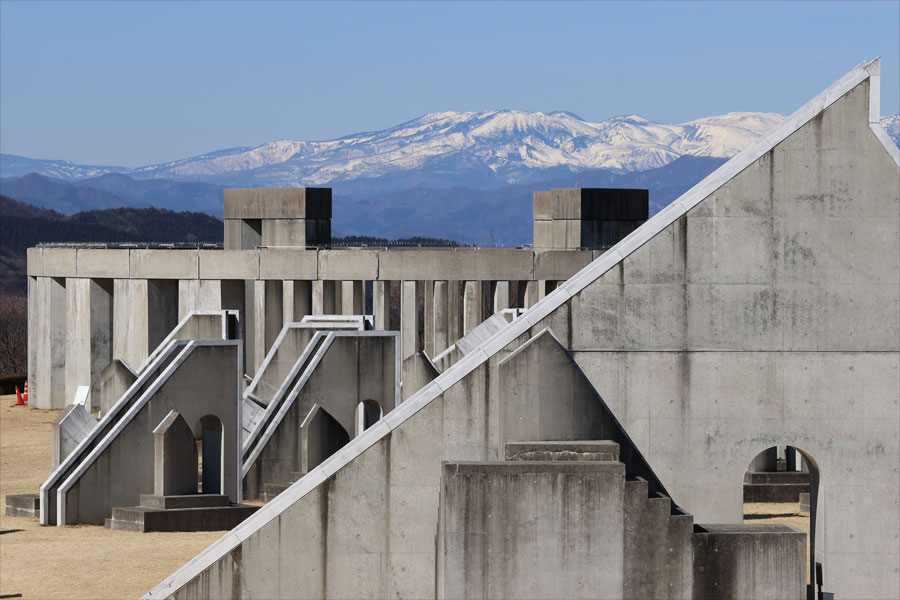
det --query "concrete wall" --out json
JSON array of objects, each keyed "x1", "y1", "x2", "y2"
[
  {"x1": 439, "y1": 461, "x2": 627, "y2": 599},
  {"x1": 527, "y1": 79, "x2": 899, "y2": 598}
]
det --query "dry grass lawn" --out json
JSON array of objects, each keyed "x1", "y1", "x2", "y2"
[{"x1": 0, "y1": 395, "x2": 222, "y2": 599}]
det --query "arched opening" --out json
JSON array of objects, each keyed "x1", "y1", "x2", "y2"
[
  {"x1": 301, "y1": 404, "x2": 351, "y2": 474},
  {"x1": 195, "y1": 415, "x2": 224, "y2": 495},
  {"x1": 743, "y1": 446, "x2": 822, "y2": 599},
  {"x1": 355, "y1": 399, "x2": 382, "y2": 437}
]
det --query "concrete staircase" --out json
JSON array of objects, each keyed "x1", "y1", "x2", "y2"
[
  {"x1": 105, "y1": 494, "x2": 259, "y2": 532},
  {"x1": 262, "y1": 471, "x2": 307, "y2": 503}
]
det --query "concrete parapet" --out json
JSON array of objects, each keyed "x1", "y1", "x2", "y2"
[
  {"x1": 692, "y1": 524, "x2": 806, "y2": 599},
  {"x1": 439, "y1": 461, "x2": 626, "y2": 599}
]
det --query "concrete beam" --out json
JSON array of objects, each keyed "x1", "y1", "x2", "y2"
[
  {"x1": 258, "y1": 249, "x2": 317, "y2": 280},
  {"x1": 377, "y1": 248, "x2": 533, "y2": 281},
  {"x1": 318, "y1": 249, "x2": 378, "y2": 280},
  {"x1": 200, "y1": 250, "x2": 258, "y2": 280},
  {"x1": 130, "y1": 250, "x2": 198, "y2": 280}
]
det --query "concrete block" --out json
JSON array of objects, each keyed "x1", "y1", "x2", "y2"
[
  {"x1": 318, "y1": 249, "x2": 378, "y2": 280},
  {"x1": 223, "y1": 187, "x2": 331, "y2": 219},
  {"x1": 76, "y1": 249, "x2": 130, "y2": 278},
  {"x1": 41, "y1": 248, "x2": 77, "y2": 277},
  {"x1": 258, "y1": 248, "x2": 318, "y2": 280},
  {"x1": 533, "y1": 190, "x2": 553, "y2": 220},
  {"x1": 130, "y1": 249, "x2": 198, "y2": 280},
  {"x1": 534, "y1": 250, "x2": 594, "y2": 280},
  {"x1": 26, "y1": 247, "x2": 42, "y2": 276},
  {"x1": 692, "y1": 524, "x2": 806, "y2": 600},
  {"x1": 199, "y1": 250, "x2": 258, "y2": 280},
  {"x1": 51, "y1": 403, "x2": 97, "y2": 470}
]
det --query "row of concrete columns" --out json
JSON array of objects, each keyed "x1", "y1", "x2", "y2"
[{"x1": 28, "y1": 276, "x2": 558, "y2": 410}]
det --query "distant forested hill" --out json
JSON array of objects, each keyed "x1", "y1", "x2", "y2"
[{"x1": 0, "y1": 194, "x2": 223, "y2": 295}]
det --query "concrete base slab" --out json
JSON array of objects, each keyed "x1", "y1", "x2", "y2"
[
  {"x1": 743, "y1": 483, "x2": 810, "y2": 503},
  {"x1": 4, "y1": 493, "x2": 40, "y2": 518},
  {"x1": 105, "y1": 501, "x2": 259, "y2": 532}
]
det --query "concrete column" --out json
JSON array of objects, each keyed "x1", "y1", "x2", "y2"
[
  {"x1": 250, "y1": 280, "x2": 266, "y2": 374},
  {"x1": 352, "y1": 280, "x2": 363, "y2": 315},
  {"x1": 373, "y1": 281, "x2": 390, "y2": 330},
  {"x1": 282, "y1": 280, "x2": 295, "y2": 325},
  {"x1": 493, "y1": 280, "x2": 510, "y2": 313},
  {"x1": 65, "y1": 278, "x2": 113, "y2": 411},
  {"x1": 114, "y1": 278, "x2": 149, "y2": 371},
  {"x1": 400, "y1": 280, "x2": 418, "y2": 360},
  {"x1": 264, "y1": 280, "x2": 283, "y2": 355},
  {"x1": 27, "y1": 276, "x2": 37, "y2": 405},
  {"x1": 286, "y1": 280, "x2": 311, "y2": 322},
  {"x1": 34, "y1": 277, "x2": 67, "y2": 409},
  {"x1": 341, "y1": 280, "x2": 356, "y2": 315},
  {"x1": 463, "y1": 280, "x2": 483, "y2": 335},
  {"x1": 147, "y1": 279, "x2": 178, "y2": 352},
  {"x1": 312, "y1": 280, "x2": 336, "y2": 315},
  {"x1": 178, "y1": 279, "x2": 200, "y2": 321},
  {"x1": 447, "y1": 280, "x2": 461, "y2": 347},
  {"x1": 424, "y1": 280, "x2": 434, "y2": 355},
  {"x1": 433, "y1": 280, "x2": 449, "y2": 355},
  {"x1": 66, "y1": 278, "x2": 91, "y2": 408},
  {"x1": 193, "y1": 280, "x2": 224, "y2": 312},
  {"x1": 523, "y1": 280, "x2": 540, "y2": 309}
]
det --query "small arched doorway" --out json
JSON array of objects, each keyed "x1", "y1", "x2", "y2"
[
  {"x1": 743, "y1": 446, "x2": 822, "y2": 599},
  {"x1": 355, "y1": 399, "x2": 382, "y2": 437},
  {"x1": 195, "y1": 415, "x2": 224, "y2": 495}
]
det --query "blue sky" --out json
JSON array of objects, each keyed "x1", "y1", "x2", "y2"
[{"x1": 1, "y1": 0, "x2": 897, "y2": 166}]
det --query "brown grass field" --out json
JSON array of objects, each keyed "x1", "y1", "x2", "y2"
[{"x1": 0, "y1": 395, "x2": 222, "y2": 599}]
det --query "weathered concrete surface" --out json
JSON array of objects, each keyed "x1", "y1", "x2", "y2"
[
  {"x1": 58, "y1": 341, "x2": 242, "y2": 525},
  {"x1": 154, "y1": 411, "x2": 198, "y2": 497},
  {"x1": 692, "y1": 524, "x2": 806, "y2": 599},
  {"x1": 534, "y1": 78, "x2": 900, "y2": 598},
  {"x1": 51, "y1": 403, "x2": 97, "y2": 469},
  {"x1": 439, "y1": 461, "x2": 627, "y2": 599}
]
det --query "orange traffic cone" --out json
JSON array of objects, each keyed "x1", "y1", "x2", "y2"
[
  {"x1": 22, "y1": 381, "x2": 28, "y2": 403},
  {"x1": 15, "y1": 386, "x2": 24, "y2": 405}
]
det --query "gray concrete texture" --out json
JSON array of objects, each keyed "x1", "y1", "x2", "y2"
[
  {"x1": 58, "y1": 341, "x2": 242, "y2": 525},
  {"x1": 527, "y1": 78, "x2": 900, "y2": 598},
  {"x1": 51, "y1": 403, "x2": 97, "y2": 470}
]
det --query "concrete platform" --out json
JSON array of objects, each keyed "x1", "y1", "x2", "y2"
[
  {"x1": 5, "y1": 493, "x2": 40, "y2": 518},
  {"x1": 105, "y1": 495, "x2": 259, "y2": 532},
  {"x1": 504, "y1": 440, "x2": 620, "y2": 462},
  {"x1": 743, "y1": 483, "x2": 810, "y2": 503}
]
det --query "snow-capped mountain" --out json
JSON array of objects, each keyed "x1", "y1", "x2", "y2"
[
  {"x1": 2, "y1": 112, "x2": 897, "y2": 195},
  {"x1": 125, "y1": 110, "x2": 788, "y2": 187}
]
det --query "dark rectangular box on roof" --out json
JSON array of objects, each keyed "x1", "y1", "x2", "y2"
[{"x1": 580, "y1": 188, "x2": 649, "y2": 221}]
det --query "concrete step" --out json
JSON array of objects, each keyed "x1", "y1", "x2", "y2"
[
  {"x1": 743, "y1": 483, "x2": 810, "y2": 503},
  {"x1": 4, "y1": 493, "x2": 40, "y2": 518},
  {"x1": 263, "y1": 483, "x2": 290, "y2": 503},
  {"x1": 139, "y1": 494, "x2": 230, "y2": 509},
  {"x1": 106, "y1": 503, "x2": 259, "y2": 532},
  {"x1": 747, "y1": 471, "x2": 810, "y2": 485},
  {"x1": 505, "y1": 440, "x2": 620, "y2": 462}
]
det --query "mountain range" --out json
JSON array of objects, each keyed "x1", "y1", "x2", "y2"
[{"x1": 1, "y1": 110, "x2": 897, "y2": 244}]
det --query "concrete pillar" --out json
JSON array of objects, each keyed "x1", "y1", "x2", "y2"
[
  {"x1": 247, "y1": 280, "x2": 266, "y2": 375},
  {"x1": 285, "y1": 280, "x2": 311, "y2": 322},
  {"x1": 27, "y1": 276, "x2": 37, "y2": 405},
  {"x1": 66, "y1": 278, "x2": 112, "y2": 411},
  {"x1": 522, "y1": 280, "x2": 540, "y2": 309},
  {"x1": 400, "y1": 280, "x2": 418, "y2": 360},
  {"x1": 114, "y1": 278, "x2": 148, "y2": 371},
  {"x1": 282, "y1": 280, "x2": 295, "y2": 325},
  {"x1": 199, "y1": 279, "x2": 223, "y2": 311},
  {"x1": 463, "y1": 280, "x2": 483, "y2": 335},
  {"x1": 373, "y1": 281, "x2": 390, "y2": 330},
  {"x1": 424, "y1": 281, "x2": 434, "y2": 355},
  {"x1": 178, "y1": 279, "x2": 200, "y2": 321},
  {"x1": 492, "y1": 280, "x2": 510, "y2": 313},
  {"x1": 34, "y1": 277, "x2": 67, "y2": 409},
  {"x1": 341, "y1": 280, "x2": 363, "y2": 315},
  {"x1": 147, "y1": 279, "x2": 178, "y2": 352},
  {"x1": 447, "y1": 280, "x2": 461, "y2": 347},
  {"x1": 432, "y1": 280, "x2": 448, "y2": 355},
  {"x1": 264, "y1": 280, "x2": 283, "y2": 355},
  {"x1": 312, "y1": 280, "x2": 336, "y2": 315}
]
